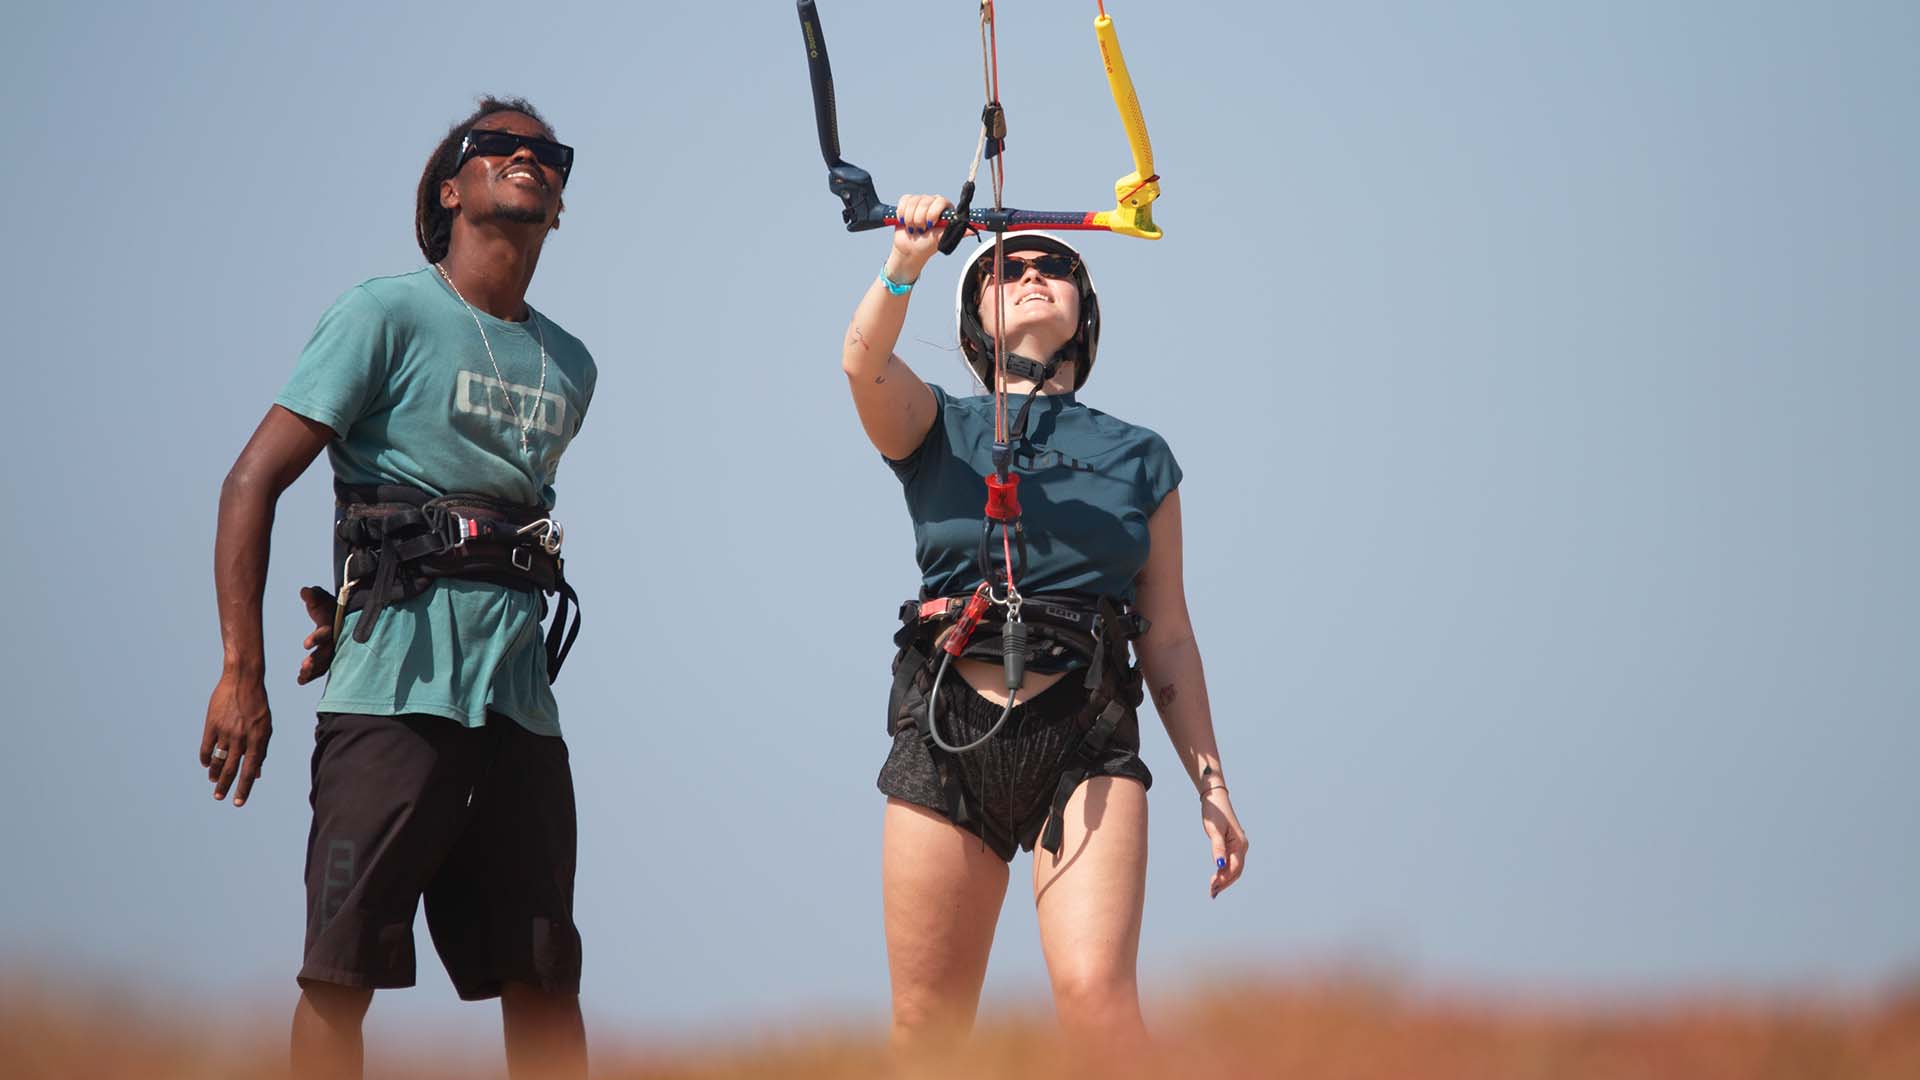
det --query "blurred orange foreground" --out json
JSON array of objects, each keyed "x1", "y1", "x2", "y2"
[{"x1": 4, "y1": 975, "x2": 1918, "y2": 1079}]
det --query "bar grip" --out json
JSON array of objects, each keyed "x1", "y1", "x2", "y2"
[
  {"x1": 1094, "y1": 14, "x2": 1155, "y2": 180},
  {"x1": 796, "y1": 0, "x2": 843, "y2": 166}
]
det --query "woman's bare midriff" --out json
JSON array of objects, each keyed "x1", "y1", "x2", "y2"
[{"x1": 952, "y1": 658, "x2": 1069, "y2": 707}]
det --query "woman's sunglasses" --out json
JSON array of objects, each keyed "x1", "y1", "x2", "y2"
[
  {"x1": 978, "y1": 252, "x2": 1079, "y2": 286},
  {"x1": 457, "y1": 129, "x2": 575, "y2": 183}
]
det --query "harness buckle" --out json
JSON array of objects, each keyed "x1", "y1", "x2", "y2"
[
  {"x1": 517, "y1": 517, "x2": 564, "y2": 556},
  {"x1": 332, "y1": 553, "x2": 362, "y2": 645},
  {"x1": 941, "y1": 584, "x2": 994, "y2": 658},
  {"x1": 511, "y1": 547, "x2": 533, "y2": 572}
]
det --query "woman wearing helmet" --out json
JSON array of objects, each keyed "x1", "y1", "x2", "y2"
[{"x1": 842, "y1": 194, "x2": 1250, "y2": 1054}]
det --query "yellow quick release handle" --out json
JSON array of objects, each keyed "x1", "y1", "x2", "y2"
[{"x1": 1094, "y1": 12, "x2": 1162, "y2": 239}]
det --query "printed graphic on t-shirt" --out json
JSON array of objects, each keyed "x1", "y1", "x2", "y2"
[
  {"x1": 1018, "y1": 448, "x2": 1093, "y2": 473},
  {"x1": 454, "y1": 370, "x2": 568, "y2": 436}
]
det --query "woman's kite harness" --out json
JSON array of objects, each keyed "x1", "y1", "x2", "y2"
[
  {"x1": 798, "y1": 1, "x2": 1166, "y2": 851},
  {"x1": 330, "y1": 482, "x2": 581, "y2": 683}
]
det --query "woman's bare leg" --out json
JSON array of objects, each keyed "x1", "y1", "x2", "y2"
[
  {"x1": 882, "y1": 798, "x2": 1010, "y2": 1054},
  {"x1": 1032, "y1": 777, "x2": 1151, "y2": 1054}
]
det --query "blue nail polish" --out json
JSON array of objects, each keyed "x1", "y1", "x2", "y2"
[{"x1": 1216, "y1": 857, "x2": 1227, "y2": 871}]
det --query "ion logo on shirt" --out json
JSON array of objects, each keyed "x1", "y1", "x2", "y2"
[{"x1": 454, "y1": 370, "x2": 568, "y2": 437}]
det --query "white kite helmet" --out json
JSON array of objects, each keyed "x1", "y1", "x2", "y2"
[{"x1": 953, "y1": 232, "x2": 1102, "y2": 389}]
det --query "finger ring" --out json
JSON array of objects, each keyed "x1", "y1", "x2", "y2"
[{"x1": 211, "y1": 746, "x2": 229, "y2": 761}]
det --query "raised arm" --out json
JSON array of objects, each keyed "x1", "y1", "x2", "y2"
[
  {"x1": 843, "y1": 194, "x2": 947, "y2": 461},
  {"x1": 201, "y1": 404, "x2": 334, "y2": 807},
  {"x1": 1132, "y1": 487, "x2": 1250, "y2": 897}
]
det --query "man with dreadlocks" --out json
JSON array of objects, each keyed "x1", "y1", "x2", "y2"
[{"x1": 199, "y1": 98, "x2": 594, "y2": 1079}]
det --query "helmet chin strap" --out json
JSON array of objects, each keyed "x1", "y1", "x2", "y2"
[
  {"x1": 1001, "y1": 350, "x2": 1067, "y2": 387},
  {"x1": 993, "y1": 347, "x2": 1071, "y2": 478}
]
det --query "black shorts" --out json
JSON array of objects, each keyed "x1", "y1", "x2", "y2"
[
  {"x1": 300, "y1": 711, "x2": 581, "y2": 1000},
  {"x1": 878, "y1": 668, "x2": 1152, "y2": 862}
]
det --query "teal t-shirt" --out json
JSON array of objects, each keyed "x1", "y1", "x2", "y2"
[
  {"x1": 887, "y1": 385, "x2": 1181, "y2": 603},
  {"x1": 275, "y1": 268, "x2": 597, "y2": 736}
]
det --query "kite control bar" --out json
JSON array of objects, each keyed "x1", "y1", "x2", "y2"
[{"x1": 794, "y1": 0, "x2": 1163, "y2": 240}]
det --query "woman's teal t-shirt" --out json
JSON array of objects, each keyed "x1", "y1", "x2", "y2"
[{"x1": 887, "y1": 385, "x2": 1181, "y2": 603}]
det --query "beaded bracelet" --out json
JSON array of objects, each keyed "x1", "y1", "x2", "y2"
[{"x1": 880, "y1": 267, "x2": 916, "y2": 295}]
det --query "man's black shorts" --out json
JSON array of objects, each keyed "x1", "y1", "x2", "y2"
[{"x1": 299, "y1": 711, "x2": 581, "y2": 1000}]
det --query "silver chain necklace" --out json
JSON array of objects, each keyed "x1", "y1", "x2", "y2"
[{"x1": 434, "y1": 262, "x2": 549, "y2": 454}]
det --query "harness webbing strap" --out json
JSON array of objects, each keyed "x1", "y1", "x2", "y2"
[
  {"x1": 1038, "y1": 697, "x2": 1128, "y2": 856},
  {"x1": 352, "y1": 530, "x2": 406, "y2": 644},
  {"x1": 905, "y1": 593, "x2": 1146, "y2": 644},
  {"x1": 544, "y1": 579, "x2": 581, "y2": 681}
]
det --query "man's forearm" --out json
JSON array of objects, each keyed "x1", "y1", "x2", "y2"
[{"x1": 214, "y1": 466, "x2": 277, "y2": 676}]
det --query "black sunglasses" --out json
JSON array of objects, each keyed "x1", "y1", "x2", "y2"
[
  {"x1": 978, "y1": 252, "x2": 1079, "y2": 286},
  {"x1": 457, "y1": 129, "x2": 575, "y2": 183}
]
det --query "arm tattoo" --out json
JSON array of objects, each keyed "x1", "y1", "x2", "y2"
[
  {"x1": 850, "y1": 326, "x2": 871, "y2": 352},
  {"x1": 1153, "y1": 683, "x2": 1179, "y2": 709}
]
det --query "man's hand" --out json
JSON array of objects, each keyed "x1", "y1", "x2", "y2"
[
  {"x1": 297, "y1": 585, "x2": 337, "y2": 685},
  {"x1": 201, "y1": 670, "x2": 272, "y2": 807}
]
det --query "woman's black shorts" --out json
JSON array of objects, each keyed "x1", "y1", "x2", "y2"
[
  {"x1": 877, "y1": 665, "x2": 1152, "y2": 862},
  {"x1": 299, "y1": 711, "x2": 581, "y2": 1001}
]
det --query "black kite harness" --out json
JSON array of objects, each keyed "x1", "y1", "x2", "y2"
[{"x1": 331, "y1": 482, "x2": 581, "y2": 684}]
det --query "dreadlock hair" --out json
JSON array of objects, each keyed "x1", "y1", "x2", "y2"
[{"x1": 415, "y1": 96, "x2": 556, "y2": 265}]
